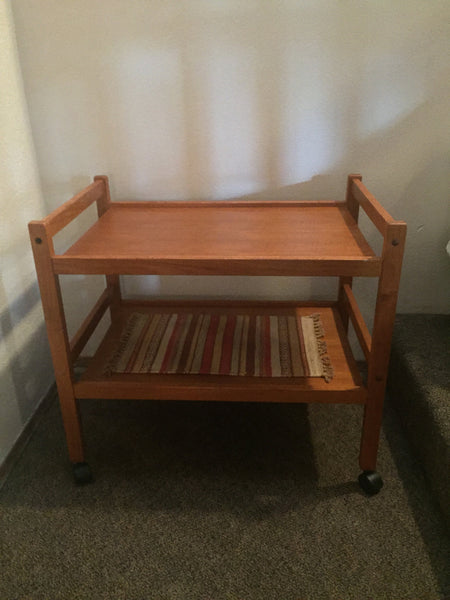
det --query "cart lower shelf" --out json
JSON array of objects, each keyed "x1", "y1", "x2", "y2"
[{"x1": 75, "y1": 301, "x2": 366, "y2": 405}]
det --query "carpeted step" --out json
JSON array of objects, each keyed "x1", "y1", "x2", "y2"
[{"x1": 387, "y1": 314, "x2": 450, "y2": 529}]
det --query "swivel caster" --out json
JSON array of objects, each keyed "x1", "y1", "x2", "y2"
[
  {"x1": 72, "y1": 462, "x2": 93, "y2": 485},
  {"x1": 358, "y1": 470, "x2": 383, "y2": 495}
]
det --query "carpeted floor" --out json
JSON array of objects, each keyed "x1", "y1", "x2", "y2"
[
  {"x1": 388, "y1": 314, "x2": 450, "y2": 529},
  {"x1": 1, "y1": 392, "x2": 449, "y2": 599}
]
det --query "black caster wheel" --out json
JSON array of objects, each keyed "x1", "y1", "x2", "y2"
[
  {"x1": 72, "y1": 462, "x2": 93, "y2": 485},
  {"x1": 358, "y1": 470, "x2": 383, "y2": 495}
]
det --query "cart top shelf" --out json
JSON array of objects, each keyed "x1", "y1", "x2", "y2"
[{"x1": 52, "y1": 200, "x2": 380, "y2": 277}]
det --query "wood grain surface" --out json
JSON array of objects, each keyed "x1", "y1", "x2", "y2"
[{"x1": 54, "y1": 202, "x2": 380, "y2": 276}]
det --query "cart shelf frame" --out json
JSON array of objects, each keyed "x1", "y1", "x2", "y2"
[{"x1": 29, "y1": 174, "x2": 406, "y2": 491}]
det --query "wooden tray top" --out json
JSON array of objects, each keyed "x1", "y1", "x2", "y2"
[{"x1": 53, "y1": 201, "x2": 379, "y2": 276}]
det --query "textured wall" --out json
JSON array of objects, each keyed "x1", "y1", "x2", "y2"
[
  {"x1": 0, "y1": 1, "x2": 54, "y2": 466},
  {"x1": 10, "y1": 0, "x2": 450, "y2": 341}
]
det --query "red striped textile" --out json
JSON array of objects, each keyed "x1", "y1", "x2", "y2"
[{"x1": 106, "y1": 312, "x2": 333, "y2": 381}]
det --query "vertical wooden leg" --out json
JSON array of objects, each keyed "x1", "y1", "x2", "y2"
[
  {"x1": 58, "y1": 386, "x2": 85, "y2": 464},
  {"x1": 339, "y1": 175, "x2": 361, "y2": 332},
  {"x1": 359, "y1": 385, "x2": 385, "y2": 471},
  {"x1": 358, "y1": 222, "x2": 406, "y2": 493},
  {"x1": 29, "y1": 222, "x2": 86, "y2": 466},
  {"x1": 106, "y1": 274, "x2": 122, "y2": 321},
  {"x1": 94, "y1": 175, "x2": 122, "y2": 320},
  {"x1": 358, "y1": 385, "x2": 385, "y2": 495},
  {"x1": 60, "y1": 398, "x2": 91, "y2": 481},
  {"x1": 338, "y1": 276, "x2": 352, "y2": 331}
]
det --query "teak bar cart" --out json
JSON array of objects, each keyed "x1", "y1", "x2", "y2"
[{"x1": 29, "y1": 174, "x2": 406, "y2": 494}]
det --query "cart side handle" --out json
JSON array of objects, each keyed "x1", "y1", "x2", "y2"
[
  {"x1": 29, "y1": 175, "x2": 111, "y2": 241},
  {"x1": 348, "y1": 175, "x2": 406, "y2": 236}
]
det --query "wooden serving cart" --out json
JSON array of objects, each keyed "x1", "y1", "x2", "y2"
[{"x1": 29, "y1": 174, "x2": 406, "y2": 493}]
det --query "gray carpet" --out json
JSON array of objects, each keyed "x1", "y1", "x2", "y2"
[
  {"x1": 1, "y1": 393, "x2": 449, "y2": 599},
  {"x1": 388, "y1": 314, "x2": 450, "y2": 529}
]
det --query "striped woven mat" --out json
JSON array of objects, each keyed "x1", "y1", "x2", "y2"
[{"x1": 106, "y1": 312, "x2": 333, "y2": 381}]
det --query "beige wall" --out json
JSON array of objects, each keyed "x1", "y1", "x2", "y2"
[
  {"x1": 0, "y1": 1, "x2": 54, "y2": 466},
  {"x1": 10, "y1": 1, "x2": 450, "y2": 335}
]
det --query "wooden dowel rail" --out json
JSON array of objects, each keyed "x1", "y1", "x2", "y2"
[
  {"x1": 94, "y1": 175, "x2": 122, "y2": 321},
  {"x1": 69, "y1": 287, "x2": 112, "y2": 362},
  {"x1": 40, "y1": 179, "x2": 105, "y2": 238},
  {"x1": 110, "y1": 200, "x2": 344, "y2": 209},
  {"x1": 121, "y1": 298, "x2": 333, "y2": 309},
  {"x1": 341, "y1": 284, "x2": 372, "y2": 361},
  {"x1": 351, "y1": 178, "x2": 399, "y2": 235},
  {"x1": 51, "y1": 256, "x2": 382, "y2": 277}
]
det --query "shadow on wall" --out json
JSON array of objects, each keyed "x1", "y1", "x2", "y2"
[
  {"x1": 0, "y1": 277, "x2": 52, "y2": 426},
  {"x1": 42, "y1": 89, "x2": 448, "y2": 342},
  {"x1": 15, "y1": 2, "x2": 447, "y2": 202},
  {"x1": 12, "y1": 1, "x2": 449, "y2": 314}
]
